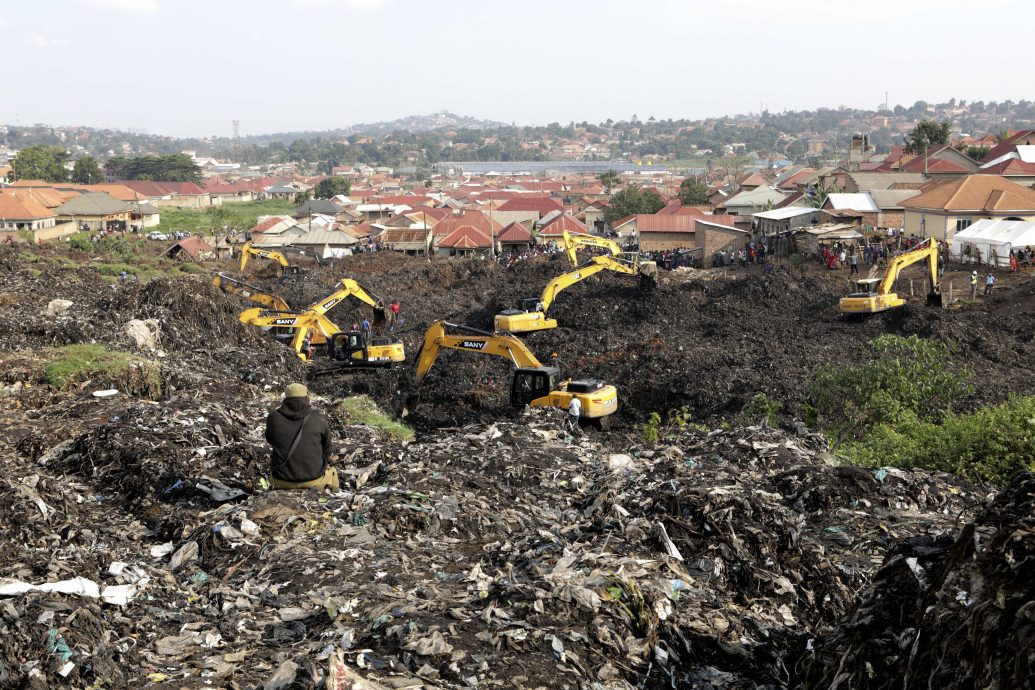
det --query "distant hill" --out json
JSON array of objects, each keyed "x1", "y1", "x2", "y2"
[
  {"x1": 345, "y1": 111, "x2": 508, "y2": 135},
  {"x1": 234, "y1": 112, "x2": 509, "y2": 145}
]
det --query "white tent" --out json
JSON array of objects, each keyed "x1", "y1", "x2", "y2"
[{"x1": 950, "y1": 219, "x2": 1035, "y2": 267}]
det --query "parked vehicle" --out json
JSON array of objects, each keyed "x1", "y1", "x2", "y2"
[{"x1": 146, "y1": 232, "x2": 168, "y2": 241}]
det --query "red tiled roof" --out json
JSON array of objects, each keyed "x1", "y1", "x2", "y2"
[
  {"x1": 156, "y1": 181, "x2": 206, "y2": 195},
  {"x1": 536, "y1": 213, "x2": 588, "y2": 236},
  {"x1": 901, "y1": 174, "x2": 1035, "y2": 212},
  {"x1": 498, "y1": 221, "x2": 533, "y2": 243},
  {"x1": 979, "y1": 130, "x2": 1035, "y2": 164},
  {"x1": 119, "y1": 180, "x2": 175, "y2": 197},
  {"x1": 899, "y1": 148, "x2": 971, "y2": 174},
  {"x1": 737, "y1": 172, "x2": 768, "y2": 187},
  {"x1": 171, "y1": 236, "x2": 215, "y2": 256},
  {"x1": 777, "y1": 169, "x2": 816, "y2": 189},
  {"x1": 437, "y1": 225, "x2": 491, "y2": 249},
  {"x1": 611, "y1": 214, "x2": 636, "y2": 229},
  {"x1": 496, "y1": 197, "x2": 564, "y2": 215},
  {"x1": 375, "y1": 195, "x2": 433, "y2": 206},
  {"x1": 979, "y1": 158, "x2": 1035, "y2": 175},
  {"x1": 432, "y1": 210, "x2": 502, "y2": 238},
  {"x1": 0, "y1": 190, "x2": 57, "y2": 220},
  {"x1": 205, "y1": 181, "x2": 255, "y2": 194}
]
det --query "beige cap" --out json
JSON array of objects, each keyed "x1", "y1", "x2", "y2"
[{"x1": 284, "y1": 383, "x2": 308, "y2": 399}]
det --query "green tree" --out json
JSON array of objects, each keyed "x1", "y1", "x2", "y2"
[
  {"x1": 678, "y1": 176, "x2": 710, "y2": 206},
  {"x1": 602, "y1": 187, "x2": 665, "y2": 224},
  {"x1": 962, "y1": 145, "x2": 990, "y2": 162},
  {"x1": 903, "y1": 119, "x2": 951, "y2": 155},
  {"x1": 12, "y1": 145, "x2": 69, "y2": 182},
  {"x1": 114, "y1": 154, "x2": 201, "y2": 183},
  {"x1": 597, "y1": 169, "x2": 620, "y2": 193},
  {"x1": 314, "y1": 176, "x2": 351, "y2": 199},
  {"x1": 294, "y1": 191, "x2": 311, "y2": 206},
  {"x1": 205, "y1": 205, "x2": 234, "y2": 231},
  {"x1": 808, "y1": 335, "x2": 972, "y2": 450},
  {"x1": 71, "y1": 156, "x2": 103, "y2": 184},
  {"x1": 803, "y1": 181, "x2": 841, "y2": 208}
]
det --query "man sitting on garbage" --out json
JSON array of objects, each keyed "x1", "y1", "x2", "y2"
[{"x1": 265, "y1": 383, "x2": 338, "y2": 490}]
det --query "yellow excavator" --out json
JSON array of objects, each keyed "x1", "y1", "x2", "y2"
[
  {"x1": 402, "y1": 320, "x2": 618, "y2": 420},
  {"x1": 239, "y1": 278, "x2": 406, "y2": 367},
  {"x1": 212, "y1": 273, "x2": 292, "y2": 312},
  {"x1": 839, "y1": 238, "x2": 940, "y2": 314},
  {"x1": 494, "y1": 231, "x2": 658, "y2": 333},
  {"x1": 239, "y1": 241, "x2": 324, "y2": 275}
]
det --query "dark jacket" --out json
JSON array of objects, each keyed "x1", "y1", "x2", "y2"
[{"x1": 265, "y1": 398, "x2": 332, "y2": 482}]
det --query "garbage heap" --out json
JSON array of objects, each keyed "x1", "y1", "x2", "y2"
[
  {"x1": 799, "y1": 471, "x2": 1034, "y2": 689},
  {"x1": 0, "y1": 405, "x2": 989, "y2": 689}
]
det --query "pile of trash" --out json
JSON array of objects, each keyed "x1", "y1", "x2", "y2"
[
  {"x1": 0, "y1": 248, "x2": 1029, "y2": 688},
  {"x1": 799, "y1": 471, "x2": 1034, "y2": 689},
  {"x1": 267, "y1": 253, "x2": 1035, "y2": 427},
  {"x1": 1, "y1": 401, "x2": 991, "y2": 688}
]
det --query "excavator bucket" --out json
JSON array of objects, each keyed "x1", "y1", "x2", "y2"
[
  {"x1": 372, "y1": 307, "x2": 387, "y2": 331},
  {"x1": 639, "y1": 262, "x2": 658, "y2": 292}
]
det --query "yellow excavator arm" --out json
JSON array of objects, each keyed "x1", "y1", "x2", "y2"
[
  {"x1": 495, "y1": 253, "x2": 646, "y2": 333},
  {"x1": 239, "y1": 307, "x2": 341, "y2": 360},
  {"x1": 240, "y1": 241, "x2": 292, "y2": 272},
  {"x1": 413, "y1": 321, "x2": 542, "y2": 386},
  {"x1": 308, "y1": 278, "x2": 385, "y2": 317},
  {"x1": 562, "y1": 230, "x2": 624, "y2": 266},
  {"x1": 495, "y1": 260, "x2": 612, "y2": 332},
  {"x1": 405, "y1": 321, "x2": 618, "y2": 419},
  {"x1": 840, "y1": 239, "x2": 940, "y2": 314},
  {"x1": 213, "y1": 273, "x2": 292, "y2": 312}
]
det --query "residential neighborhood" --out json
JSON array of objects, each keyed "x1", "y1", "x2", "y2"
[{"x1": 7, "y1": 120, "x2": 1035, "y2": 270}]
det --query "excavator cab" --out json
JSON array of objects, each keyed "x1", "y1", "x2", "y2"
[
  {"x1": 326, "y1": 331, "x2": 406, "y2": 368},
  {"x1": 518, "y1": 297, "x2": 543, "y2": 312},
  {"x1": 511, "y1": 367, "x2": 561, "y2": 406},
  {"x1": 329, "y1": 331, "x2": 369, "y2": 362}
]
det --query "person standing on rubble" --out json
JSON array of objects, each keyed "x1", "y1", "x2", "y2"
[
  {"x1": 567, "y1": 396, "x2": 582, "y2": 436},
  {"x1": 265, "y1": 383, "x2": 339, "y2": 490}
]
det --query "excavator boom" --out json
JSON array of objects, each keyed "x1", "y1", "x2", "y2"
[
  {"x1": 405, "y1": 321, "x2": 617, "y2": 419},
  {"x1": 240, "y1": 241, "x2": 299, "y2": 275},
  {"x1": 237, "y1": 278, "x2": 405, "y2": 366},
  {"x1": 562, "y1": 230, "x2": 624, "y2": 266},
  {"x1": 839, "y1": 239, "x2": 940, "y2": 314},
  {"x1": 213, "y1": 273, "x2": 292, "y2": 312},
  {"x1": 494, "y1": 253, "x2": 650, "y2": 333}
]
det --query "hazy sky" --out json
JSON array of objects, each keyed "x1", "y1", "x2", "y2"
[{"x1": 0, "y1": 0, "x2": 1029, "y2": 138}]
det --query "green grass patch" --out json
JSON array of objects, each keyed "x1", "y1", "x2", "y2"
[
  {"x1": 842, "y1": 396, "x2": 1035, "y2": 486},
  {"x1": 44, "y1": 344, "x2": 163, "y2": 398},
  {"x1": 337, "y1": 395, "x2": 414, "y2": 441},
  {"x1": 157, "y1": 199, "x2": 296, "y2": 235},
  {"x1": 809, "y1": 334, "x2": 1033, "y2": 486},
  {"x1": 94, "y1": 262, "x2": 165, "y2": 280}
]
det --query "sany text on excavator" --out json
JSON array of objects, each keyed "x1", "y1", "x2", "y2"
[
  {"x1": 839, "y1": 238, "x2": 941, "y2": 314},
  {"x1": 402, "y1": 320, "x2": 618, "y2": 420},
  {"x1": 212, "y1": 273, "x2": 292, "y2": 312},
  {"x1": 238, "y1": 278, "x2": 405, "y2": 367},
  {"x1": 494, "y1": 230, "x2": 657, "y2": 333}
]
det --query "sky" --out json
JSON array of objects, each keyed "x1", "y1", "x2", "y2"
[{"x1": 0, "y1": 0, "x2": 1031, "y2": 138}]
